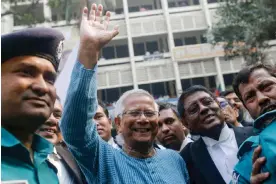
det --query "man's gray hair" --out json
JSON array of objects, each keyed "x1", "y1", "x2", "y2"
[{"x1": 114, "y1": 89, "x2": 158, "y2": 117}]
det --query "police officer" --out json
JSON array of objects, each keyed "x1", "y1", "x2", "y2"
[
  {"x1": 231, "y1": 63, "x2": 276, "y2": 184},
  {"x1": 1, "y1": 27, "x2": 64, "y2": 184}
]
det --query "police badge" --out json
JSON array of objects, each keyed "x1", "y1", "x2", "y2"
[
  {"x1": 56, "y1": 40, "x2": 64, "y2": 61},
  {"x1": 232, "y1": 171, "x2": 240, "y2": 184}
]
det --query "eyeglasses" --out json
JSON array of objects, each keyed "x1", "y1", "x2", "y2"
[
  {"x1": 121, "y1": 110, "x2": 159, "y2": 119},
  {"x1": 219, "y1": 101, "x2": 229, "y2": 109}
]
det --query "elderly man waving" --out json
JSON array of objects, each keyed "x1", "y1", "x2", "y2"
[{"x1": 60, "y1": 4, "x2": 189, "y2": 184}]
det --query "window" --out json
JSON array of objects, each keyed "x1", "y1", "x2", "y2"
[
  {"x1": 116, "y1": 45, "x2": 129, "y2": 58},
  {"x1": 52, "y1": 14, "x2": 58, "y2": 21},
  {"x1": 152, "y1": 82, "x2": 166, "y2": 97},
  {"x1": 146, "y1": 41, "x2": 159, "y2": 53},
  {"x1": 178, "y1": 0, "x2": 189, "y2": 7},
  {"x1": 129, "y1": 6, "x2": 139, "y2": 12},
  {"x1": 181, "y1": 79, "x2": 191, "y2": 90},
  {"x1": 115, "y1": 8, "x2": 123, "y2": 14},
  {"x1": 193, "y1": 0, "x2": 200, "y2": 5},
  {"x1": 102, "y1": 46, "x2": 115, "y2": 59},
  {"x1": 141, "y1": 5, "x2": 153, "y2": 10},
  {"x1": 121, "y1": 86, "x2": 133, "y2": 94},
  {"x1": 223, "y1": 73, "x2": 236, "y2": 87},
  {"x1": 185, "y1": 36, "x2": 197, "y2": 45},
  {"x1": 106, "y1": 88, "x2": 120, "y2": 102},
  {"x1": 139, "y1": 84, "x2": 151, "y2": 93},
  {"x1": 208, "y1": 76, "x2": 216, "y2": 88},
  {"x1": 134, "y1": 43, "x2": 145, "y2": 56},
  {"x1": 192, "y1": 77, "x2": 205, "y2": 86},
  {"x1": 168, "y1": 2, "x2": 176, "y2": 7},
  {"x1": 174, "y1": 39, "x2": 183, "y2": 46},
  {"x1": 200, "y1": 35, "x2": 207, "y2": 43}
]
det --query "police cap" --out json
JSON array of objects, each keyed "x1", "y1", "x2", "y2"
[{"x1": 1, "y1": 27, "x2": 65, "y2": 71}]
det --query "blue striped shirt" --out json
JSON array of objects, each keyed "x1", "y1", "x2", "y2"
[{"x1": 60, "y1": 61, "x2": 189, "y2": 184}]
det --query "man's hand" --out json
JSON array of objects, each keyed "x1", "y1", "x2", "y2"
[
  {"x1": 250, "y1": 146, "x2": 269, "y2": 184},
  {"x1": 78, "y1": 4, "x2": 119, "y2": 69}
]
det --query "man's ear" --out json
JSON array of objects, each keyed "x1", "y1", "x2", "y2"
[{"x1": 114, "y1": 116, "x2": 122, "y2": 133}]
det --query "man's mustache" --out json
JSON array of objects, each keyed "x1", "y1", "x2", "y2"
[{"x1": 260, "y1": 103, "x2": 276, "y2": 115}]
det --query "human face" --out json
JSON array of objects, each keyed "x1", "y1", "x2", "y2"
[
  {"x1": 157, "y1": 109, "x2": 185, "y2": 150},
  {"x1": 238, "y1": 68, "x2": 276, "y2": 119},
  {"x1": 37, "y1": 100, "x2": 63, "y2": 145},
  {"x1": 217, "y1": 97, "x2": 239, "y2": 126},
  {"x1": 183, "y1": 91, "x2": 224, "y2": 137},
  {"x1": 225, "y1": 92, "x2": 244, "y2": 110},
  {"x1": 1, "y1": 56, "x2": 57, "y2": 130},
  {"x1": 120, "y1": 95, "x2": 159, "y2": 149},
  {"x1": 94, "y1": 105, "x2": 112, "y2": 142}
]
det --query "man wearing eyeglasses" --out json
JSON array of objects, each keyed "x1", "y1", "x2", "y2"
[
  {"x1": 216, "y1": 97, "x2": 243, "y2": 127},
  {"x1": 178, "y1": 85, "x2": 253, "y2": 184},
  {"x1": 59, "y1": 3, "x2": 189, "y2": 184}
]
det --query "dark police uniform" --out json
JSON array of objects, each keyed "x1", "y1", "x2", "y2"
[
  {"x1": 1, "y1": 27, "x2": 64, "y2": 184},
  {"x1": 232, "y1": 110, "x2": 276, "y2": 184}
]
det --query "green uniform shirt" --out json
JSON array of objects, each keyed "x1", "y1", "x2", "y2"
[{"x1": 1, "y1": 127, "x2": 59, "y2": 184}]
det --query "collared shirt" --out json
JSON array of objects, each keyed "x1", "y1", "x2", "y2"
[
  {"x1": 108, "y1": 137, "x2": 120, "y2": 149},
  {"x1": 1, "y1": 128, "x2": 58, "y2": 184},
  {"x1": 202, "y1": 125, "x2": 239, "y2": 184},
  {"x1": 47, "y1": 147, "x2": 73, "y2": 184}
]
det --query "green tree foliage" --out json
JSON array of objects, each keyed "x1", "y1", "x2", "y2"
[
  {"x1": 208, "y1": 0, "x2": 276, "y2": 64},
  {"x1": 1, "y1": 0, "x2": 88, "y2": 26}
]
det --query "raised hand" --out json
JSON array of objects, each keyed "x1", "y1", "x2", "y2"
[{"x1": 78, "y1": 4, "x2": 119, "y2": 69}]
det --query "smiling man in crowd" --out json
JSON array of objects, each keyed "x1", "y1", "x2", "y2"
[
  {"x1": 37, "y1": 98, "x2": 86, "y2": 184},
  {"x1": 232, "y1": 63, "x2": 276, "y2": 184},
  {"x1": 178, "y1": 85, "x2": 253, "y2": 184},
  {"x1": 59, "y1": 4, "x2": 189, "y2": 184}
]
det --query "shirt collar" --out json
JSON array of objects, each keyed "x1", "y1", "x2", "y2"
[
  {"x1": 202, "y1": 124, "x2": 232, "y2": 147},
  {"x1": 1, "y1": 127, "x2": 53, "y2": 154},
  {"x1": 254, "y1": 110, "x2": 276, "y2": 132},
  {"x1": 1, "y1": 127, "x2": 21, "y2": 147}
]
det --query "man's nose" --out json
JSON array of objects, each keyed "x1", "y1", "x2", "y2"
[
  {"x1": 257, "y1": 91, "x2": 270, "y2": 108},
  {"x1": 32, "y1": 75, "x2": 49, "y2": 96}
]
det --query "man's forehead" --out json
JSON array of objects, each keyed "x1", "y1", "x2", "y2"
[
  {"x1": 184, "y1": 91, "x2": 211, "y2": 104},
  {"x1": 160, "y1": 108, "x2": 176, "y2": 118},
  {"x1": 3, "y1": 55, "x2": 56, "y2": 73},
  {"x1": 248, "y1": 68, "x2": 274, "y2": 81},
  {"x1": 239, "y1": 68, "x2": 275, "y2": 92}
]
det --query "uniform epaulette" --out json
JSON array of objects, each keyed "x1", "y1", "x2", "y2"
[{"x1": 237, "y1": 136, "x2": 259, "y2": 158}]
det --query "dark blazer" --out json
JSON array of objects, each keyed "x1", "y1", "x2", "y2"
[
  {"x1": 55, "y1": 143, "x2": 87, "y2": 184},
  {"x1": 180, "y1": 125, "x2": 254, "y2": 184}
]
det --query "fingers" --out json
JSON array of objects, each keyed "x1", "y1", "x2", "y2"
[
  {"x1": 252, "y1": 157, "x2": 266, "y2": 176},
  {"x1": 95, "y1": 4, "x2": 103, "y2": 22},
  {"x1": 82, "y1": 7, "x2": 89, "y2": 21},
  {"x1": 89, "y1": 3, "x2": 97, "y2": 21},
  {"x1": 250, "y1": 172, "x2": 269, "y2": 184},
  {"x1": 111, "y1": 25, "x2": 119, "y2": 38},
  {"x1": 252, "y1": 146, "x2": 262, "y2": 163},
  {"x1": 103, "y1": 11, "x2": 111, "y2": 30}
]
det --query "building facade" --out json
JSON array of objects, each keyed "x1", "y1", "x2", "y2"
[{"x1": 2, "y1": 0, "x2": 276, "y2": 103}]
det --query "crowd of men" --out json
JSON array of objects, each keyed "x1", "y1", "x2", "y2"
[{"x1": 1, "y1": 3, "x2": 276, "y2": 184}]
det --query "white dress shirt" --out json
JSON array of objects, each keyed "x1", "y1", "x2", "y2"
[
  {"x1": 202, "y1": 125, "x2": 239, "y2": 184},
  {"x1": 48, "y1": 147, "x2": 74, "y2": 184},
  {"x1": 180, "y1": 134, "x2": 194, "y2": 151}
]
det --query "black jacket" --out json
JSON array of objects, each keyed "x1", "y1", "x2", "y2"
[
  {"x1": 180, "y1": 125, "x2": 254, "y2": 184},
  {"x1": 55, "y1": 143, "x2": 87, "y2": 184}
]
